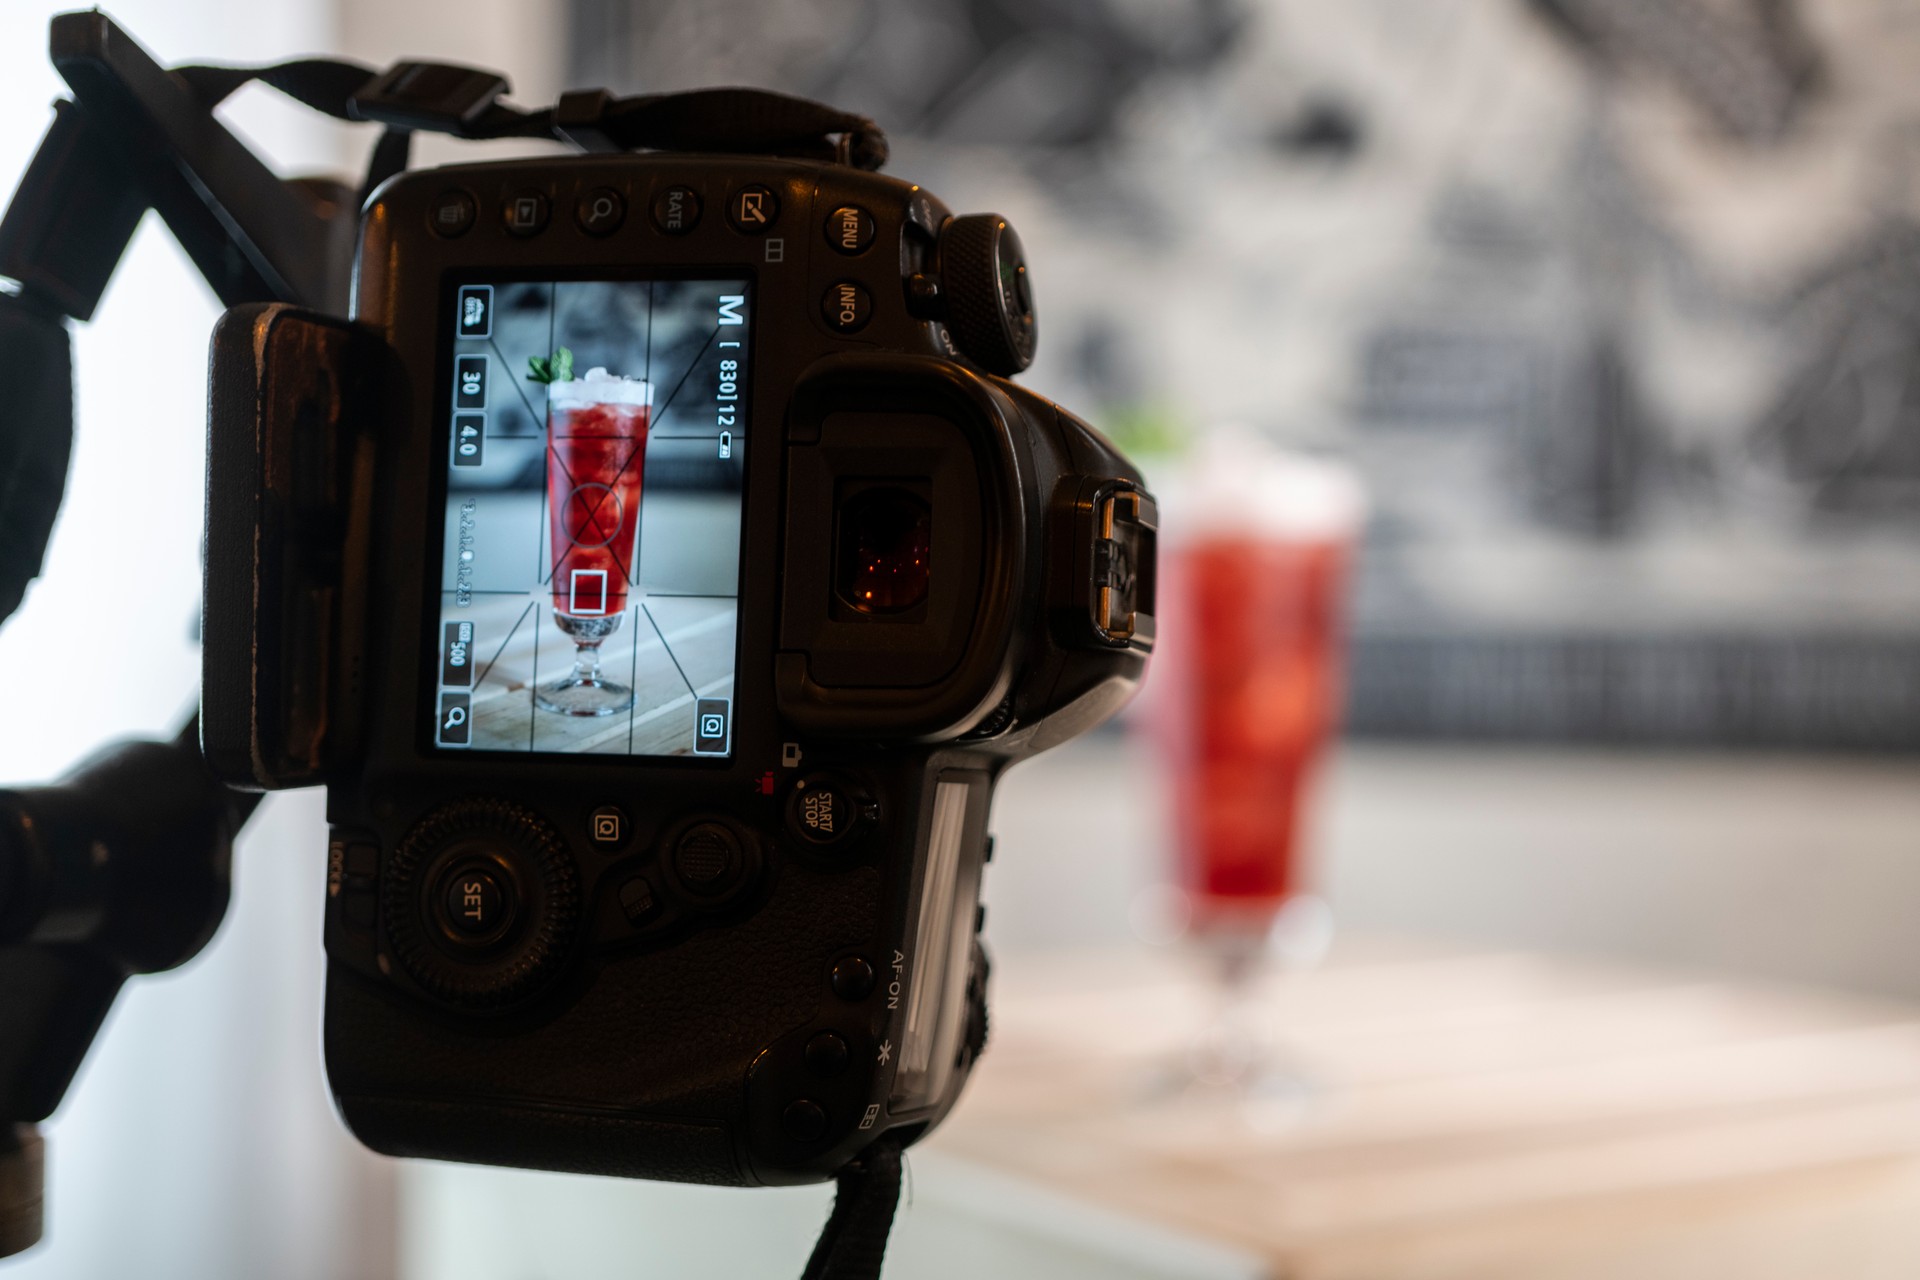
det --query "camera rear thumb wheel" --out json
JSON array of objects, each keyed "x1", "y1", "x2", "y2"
[
  {"x1": 383, "y1": 798, "x2": 580, "y2": 1010},
  {"x1": 938, "y1": 213, "x2": 1037, "y2": 376}
]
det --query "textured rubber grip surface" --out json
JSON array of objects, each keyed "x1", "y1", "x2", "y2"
[{"x1": 939, "y1": 214, "x2": 1033, "y2": 376}]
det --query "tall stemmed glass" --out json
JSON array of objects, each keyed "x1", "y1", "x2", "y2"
[
  {"x1": 532, "y1": 351, "x2": 654, "y2": 717},
  {"x1": 1148, "y1": 433, "x2": 1363, "y2": 1099}
]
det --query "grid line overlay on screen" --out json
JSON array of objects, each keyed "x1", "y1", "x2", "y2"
[{"x1": 432, "y1": 277, "x2": 749, "y2": 759}]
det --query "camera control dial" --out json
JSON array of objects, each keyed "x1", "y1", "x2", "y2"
[
  {"x1": 384, "y1": 798, "x2": 580, "y2": 1010},
  {"x1": 938, "y1": 214, "x2": 1036, "y2": 376}
]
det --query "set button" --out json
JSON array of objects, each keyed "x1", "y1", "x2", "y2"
[
  {"x1": 441, "y1": 867, "x2": 508, "y2": 937},
  {"x1": 503, "y1": 189, "x2": 549, "y2": 237},
  {"x1": 727, "y1": 184, "x2": 780, "y2": 233}
]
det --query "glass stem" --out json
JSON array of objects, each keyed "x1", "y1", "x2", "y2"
[
  {"x1": 1189, "y1": 926, "x2": 1269, "y2": 1087},
  {"x1": 573, "y1": 641, "x2": 603, "y2": 685}
]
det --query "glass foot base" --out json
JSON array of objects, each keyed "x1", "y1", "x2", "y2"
[{"x1": 534, "y1": 676, "x2": 633, "y2": 717}]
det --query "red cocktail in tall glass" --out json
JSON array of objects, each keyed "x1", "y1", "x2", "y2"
[
  {"x1": 1146, "y1": 437, "x2": 1362, "y2": 1093},
  {"x1": 536, "y1": 369, "x2": 653, "y2": 717},
  {"x1": 1160, "y1": 537, "x2": 1349, "y2": 918}
]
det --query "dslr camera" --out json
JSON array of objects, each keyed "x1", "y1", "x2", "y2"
[{"x1": 196, "y1": 101, "x2": 1159, "y2": 1180}]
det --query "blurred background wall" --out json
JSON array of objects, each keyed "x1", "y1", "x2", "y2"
[
  {"x1": 571, "y1": 0, "x2": 1920, "y2": 749},
  {"x1": 2, "y1": 1, "x2": 1918, "y2": 1277}
]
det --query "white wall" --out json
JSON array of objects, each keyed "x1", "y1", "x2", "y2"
[{"x1": 1, "y1": 4, "x2": 389, "y2": 1278}]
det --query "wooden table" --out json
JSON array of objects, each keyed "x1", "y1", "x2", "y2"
[{"x1": 926, "y1": 941, "x2": 1920, "y2": 1279}]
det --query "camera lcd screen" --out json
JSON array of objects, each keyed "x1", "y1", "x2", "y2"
[{"x1": 430, "y1": 277, "x2": 750, "y2": 758}]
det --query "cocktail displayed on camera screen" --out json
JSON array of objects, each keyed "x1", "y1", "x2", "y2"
[
  {"x1": 537, "y1": 358, "x2": 653, "y2": 716},
  {"x1": 431, "y1": 278, "x2": 749, "y2": 757}
]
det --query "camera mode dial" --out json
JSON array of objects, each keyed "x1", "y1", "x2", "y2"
[
  {"x1": 938, "y1": 213, "x2": 1036, "y2": 376},
  {"x1": 384, "y1": 798, "x2": 580, "y2": 1010}
]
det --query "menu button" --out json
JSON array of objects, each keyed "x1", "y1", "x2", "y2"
[{"x1": 825, "y1": 205, "x2": 875, "y2": 255}]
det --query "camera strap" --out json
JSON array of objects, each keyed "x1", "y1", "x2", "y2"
[
  {"x1": 802, "y1": 1135, "x2": 905, "y2": 1280},
  {"x1": 172, "y1": 59, "x2": 891, "y2": 170}
]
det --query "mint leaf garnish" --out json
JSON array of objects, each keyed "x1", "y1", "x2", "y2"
[{"x1": 526, "y1": 347, "x2": 574, "y2": 384}]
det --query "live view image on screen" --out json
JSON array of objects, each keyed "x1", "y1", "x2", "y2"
[{"x1": 432, "y1": 277, "x2": 749, "y2": 757}]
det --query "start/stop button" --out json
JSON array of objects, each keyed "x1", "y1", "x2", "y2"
[{"x1": 786, "y1": 775, "x2": 876, "y2": 850}]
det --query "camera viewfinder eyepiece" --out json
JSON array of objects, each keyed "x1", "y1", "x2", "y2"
[{"x1": 836, "y1": 487, "x2": 932, "y2": 614}]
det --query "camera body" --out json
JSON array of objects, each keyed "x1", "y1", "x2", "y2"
[{"x1": 202, "y1": 153, "x2": 1155, "y2": 1185}]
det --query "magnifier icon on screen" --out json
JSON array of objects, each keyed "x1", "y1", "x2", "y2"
[{"x1": 444, "y1": 705, "x2": 467, "y2": 731}]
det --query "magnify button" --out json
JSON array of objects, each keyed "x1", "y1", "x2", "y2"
[
  {"x1": 439, "y1": 693, "x2": 472, "y2": 746},
  {"x1": 576, "y1": 186, "x2": 625, "y2": 236}
]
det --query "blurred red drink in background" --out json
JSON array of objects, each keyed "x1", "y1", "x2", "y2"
[
  {"x1": 1159, "y1": 537, "x2": 1351, "y2": 921},
  {"x1": 1149, "y1": 440, "x2": 1363, "y2": 935}
]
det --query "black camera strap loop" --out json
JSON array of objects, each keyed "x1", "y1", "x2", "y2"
[
  {"x1": 173, "y1": 58, "x2": 891, "y2": 171},
  {"x1": 802, "y1": 1136, "x2": 906, "y2": 1280}
]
